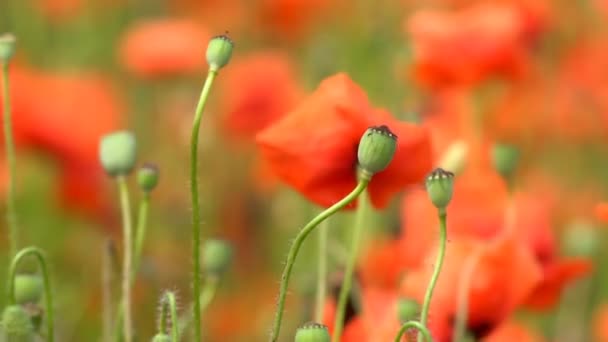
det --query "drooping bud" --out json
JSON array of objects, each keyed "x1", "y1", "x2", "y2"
[
  {"x1": 202, "y1": 239, "x2": 233, "y2": 276},
  {"x1": 1, "y1": 305, "x2": 35, "y2": 342},
  {"x1": 357, "y1": 125, "x2": 398, "y2": 180},
  {"x1": 151, "y1": 333, "x2": 172, "y2": 342},
  {"x1": 397, "y1": 298, "x2": 420, "y2": 323},
  {"x1": 99, "y1": 131, "x2": 137, "y2": 177},
  {"x1": 425, "y1": 168, "x2": 454, "y2": 210},
  {"x1": 14, "y1": 274, "x2": 44, "y2": 304},
  {"x1": 206, "y1": 34, "x2": 233, "y2": 71},
  {"x1": 563, "y1": 220, "x2": 598, "y2": 257},
  {"x1": 491, "y1": 143, "x2": 520, "y2": 182},
  {"x1": 438, "y1": 140, "x2": 468, "y2": 175},
  {"x1": 137, "y1": 163, "x2": 160, "y2": 193},
  {"x1": 294, "y1": 322, "x2": 330, "y2": 342},
  {"x1": 0, "y1": 33, "x2": 16, "y2": 62}
]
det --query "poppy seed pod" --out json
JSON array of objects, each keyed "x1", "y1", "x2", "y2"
[
  {"x1": 99, "y1": 131, "x2": 137, "y2": 177},
  {"x1": 137, "y1": 163, "x2": 160, "y2": 192},
  {"x1": 491, "y1": 143, "x2": 520, "y2": 181},
  {"x1": 14, "y1": 274, "x2": 44, "y2": 304},
  {"x1": 151, "y1": 333, "x2": 172, "y2": 342},
  {"x1": 426, "y1": 168, "x2": 454, "y2": 209},
  {"x1": 202, "y1": 239, "x2": 233, "y2": 276},
  {"x1": 397, "y1": 298, "x2": 420, "y2": 323},
  {"x1": 357, "y1": 125, "x2": 398, "y2": 180},
  {"x1": 294, "y1": 322, "x2": 330, "y2": 342},
  {"x1": 0, "y1": 33, "x2": 16, "y2": 62},
  {"x1": 1, "y1": 305, "x2": 34, "y2": 342},
  {"x1": 206, "y1": 34, "x2": 233, "y2": 71}
]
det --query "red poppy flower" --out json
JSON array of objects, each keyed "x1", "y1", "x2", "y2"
[
  {"x1": 482, "y1": 320, "x2": 545, "y2": 342},
  {"x1": 406, "y1": 3, "x2": 532, "y2": 88},
  {"x1": 118, "y1": 18, "x2": 210, "y2": 78},
  {"x1": 256, "y1": 73, "x2": 433, "y2": 209},
  {"x1": 400, "y1": 235, "x2": 542, "y2": 342},
  {"x1": 595, "y1": 202, "x2": 608, "y2": 223},
  {"x1": 257, "y1": 0, "x2": 338, "y2": 40},
  {"x1": 218, "y1": 51, "x2": 303, "y2": 142}
]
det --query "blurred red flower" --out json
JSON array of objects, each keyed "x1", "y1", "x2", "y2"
[
  {"x1": 118, "y1": 18, "x2": 210, "y2": 78},
  {"x1": 594, "y1": 303, "x2": 608, "y2": 342},
  {"x1": 218, "y1": 51, "x2": 303, "y2": 142},
  {"x1": 406, "y1": 3, "x2": 534, "y2": 88},
  {"x1": 482, "y1": 320, "x2": 545, "y2": 342},
  {"x1": 257, "y1": 0, "x2": 338, "y2": 40},
  {"x1": 400, "y1": 235, "x2": 542, "y2": 341},
  {"x1": 1, "y1": 65, "x2": 123, "y2": 220},
  {"x1": 256, "y1": 73, "x2": 432, "y2": 209}
]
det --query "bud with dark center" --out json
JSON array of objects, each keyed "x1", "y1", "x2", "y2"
[
  {"x1": 426, "y1": 168, "x2": 454, "y2": 210},
  {"x1": 206, "y1": 34, "x2": 233, "y2": 71},
  {"x1": 294, "y1": 322, "x2": 330, "y2": 342},
  {"x1": 357, "y1": 125, "x2": 397, "y2": 180}
]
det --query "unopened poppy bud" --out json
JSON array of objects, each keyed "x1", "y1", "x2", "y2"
[
  {"x1": 294, "y1": 322, "x2": 330, "y2": 342},
  {"x1": 491, "y1": 143, "x2": 520, "y2": 181},
  {"x1": 202, "y1": 239, "x2": 233, "y2": 276},
  {"x1": 357, "y1": 125, "x2": 397, "y2": 180},
  {"x1": 563, "y1": 220, "x2": 598, "y2": 256},
  {"x1": 438, "y1": 140, "x2": 468, "y2": 175},
  {"x1": 0, "y1": 33, "x2": 16, "y2": 62},
  {"x1": 1, "y1": 305, "x2": 34, "y2": 341},
  {"x1": 151, "y1": 333, "x2": 172, "y2": 342},
  {"x1": 397, "y1": 298, "x2": 420, "y2": 323},
  {"x1": 137, "y1": 163, "x2": 159, "y2": 192},
  {"x1": 206, "y1": 34, "x2": 233, "y2": 71},
  {"x1": 99, "y1": 131, "x2": 137, "y2": 177},
  {"x1": 14, "y1": 274, "x2": 43, "y2": 304},
  {"x1": 426, "y1": 168, "x2": 454, "y2": 209}
]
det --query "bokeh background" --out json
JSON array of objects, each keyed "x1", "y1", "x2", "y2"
[{"x1": 1, "y1": 0, "x2": 608, "y2": 341}]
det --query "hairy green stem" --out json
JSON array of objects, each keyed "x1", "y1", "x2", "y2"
[
  {"x1": 418, "y1": 208, "x2": 447, "y2": 342},
  {"x1": 159, "y1": 291, "x2": 179, "y2": 342},
  {"x1": 178, "y1": 275, "x2": 219, "y2": 337},
  {"x1": 190, "y1": 70, "x2": 218, "y2": 341},
  {"x1": 117, "y1": 176, "x2": 134, "y2": 342},
  {"x1": 332, "y1": 189, "x2": 369, "y2": 342},
  {"x1": 314, "y1": 219, "x2": 329, "y2": 322},
  {"x1": 7, "y1": 246, "x2": 54, "y2": 341},
  {"x1": 269, "y1": 180, "x2": 369, "y2": 342},
  {"x1": 394, "y1": 321, "x2": 431, "y2": 342},
  {"x1": 2, "y1": 61, "x2": 18, "y2": 258}
]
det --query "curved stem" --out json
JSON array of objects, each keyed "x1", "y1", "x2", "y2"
[
  {"x1": 133, "y1": 192, "x2": 150, "y2": 275},
  {"x1": 2, "y1": 61, "x2": 18, "y2": 258},
  {"x1": 7, "y1": 246, "x2": 54, "y2": 342},
  {"x1": 418, "y1": 208, "x2": 447, "y2": 342},
  {"x1": 159, "y1": 291, "x2": 179, "y2": 342},
  {"x1": 394, "y1": 321, "x2": 431, "y2": 342},
  {"x1": 332, "y1": 189, "x2": 369, "y2": 342},
  {"x1": 314, "y1": 219, "x2": 329, "y2": 322},
  {"x1": 190, "y1": 70, "x2": 217, "y2": 342},
  {"x1": 117, "y1": 176, "x2": 134, "y2": 342},
  {"x1": 269, "y1": 180, "x2": 369, "y2": 342}
]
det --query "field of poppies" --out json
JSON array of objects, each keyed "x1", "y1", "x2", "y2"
[{"x1": 1, "y1": 0, "x2": 608, "y2": 341}]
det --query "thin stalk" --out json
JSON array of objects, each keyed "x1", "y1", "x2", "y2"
[
  {"x1": 332, "y1": 189, "x2": 369, "y2": 342},
  {"x1": 102, "y1": 240, "x2": 115, "y2": 342},
  {"x1": 133, "y1": 192, "x2": 150, "y2": 274},
  {"x1": 452, "y1": 248, "x2": 481, "y2": 342},
  {"x1": 314, "y1": 219, "x2": 329, "y2": 322},
  {"x1": 394, "y1": 321, "x2": 431, "y2": 342},
  {"x1": 178, "y1": 275, "x2": 219, "y2": 337},
  {"x1": 269, "y1": 180, "x2": 369, "y2": 342},
  {"x1": 117, "y1": 176, "x2": 134, "y2": 342},
  {"x1": 2, "y1": 61, "x2": 18, "y2": 258},
  {"x1": 7, "y1": 247, "x2": 54, "y2": 341},
  {"x1": 190, "y1": 69, "x2": 218, "y2": 342},
  {"x1": 418, "y1": 208, "x2": 448, "y2": 342},
  {"x1": 159, "y1": 291, "x2": 179, "y2": 342}
]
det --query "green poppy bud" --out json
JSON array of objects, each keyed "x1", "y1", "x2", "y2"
[
  {"x1": 397, "y1": 298, "x2": 420, "y2": 323},
  {"x1": 0, "y1": 33, "x2": 16, "y2": 62},
  {"x1": 14, "y1": 274, "x2": 43, "y2": 304},
  {"x1": 491, "y1": 143, "x2": 520, "y2": 181},
  {"x1": 206, "y1": 34, "x2": 233, "y2": 71},
  {"x1": 1, "y1": 305, "x2": 34, "y2": 342},
  {"x1": 357, "y1": 125, "x2": 398, "y2": 180},
  {"x1": 99, "y1": 131, "x2": 137, "y2": 177},
  {"x1": 137, "y1": 163, "x2": 159, "y2": 193},
  {"x1": 426, "y1": 168, "x2": 454, "y2": 210},
  {"x1": 202, "y1": 239, "x2": 233, "y2": 276},
  {"x1": 563, "y1": 220, "x2": 598, "y2": 257},
  {"x1": 151, "y1": 333, "x2": 172, "y2": 342},
  {"x1": 294, "y1": 322, "x2": 330, "y2": 342}
]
